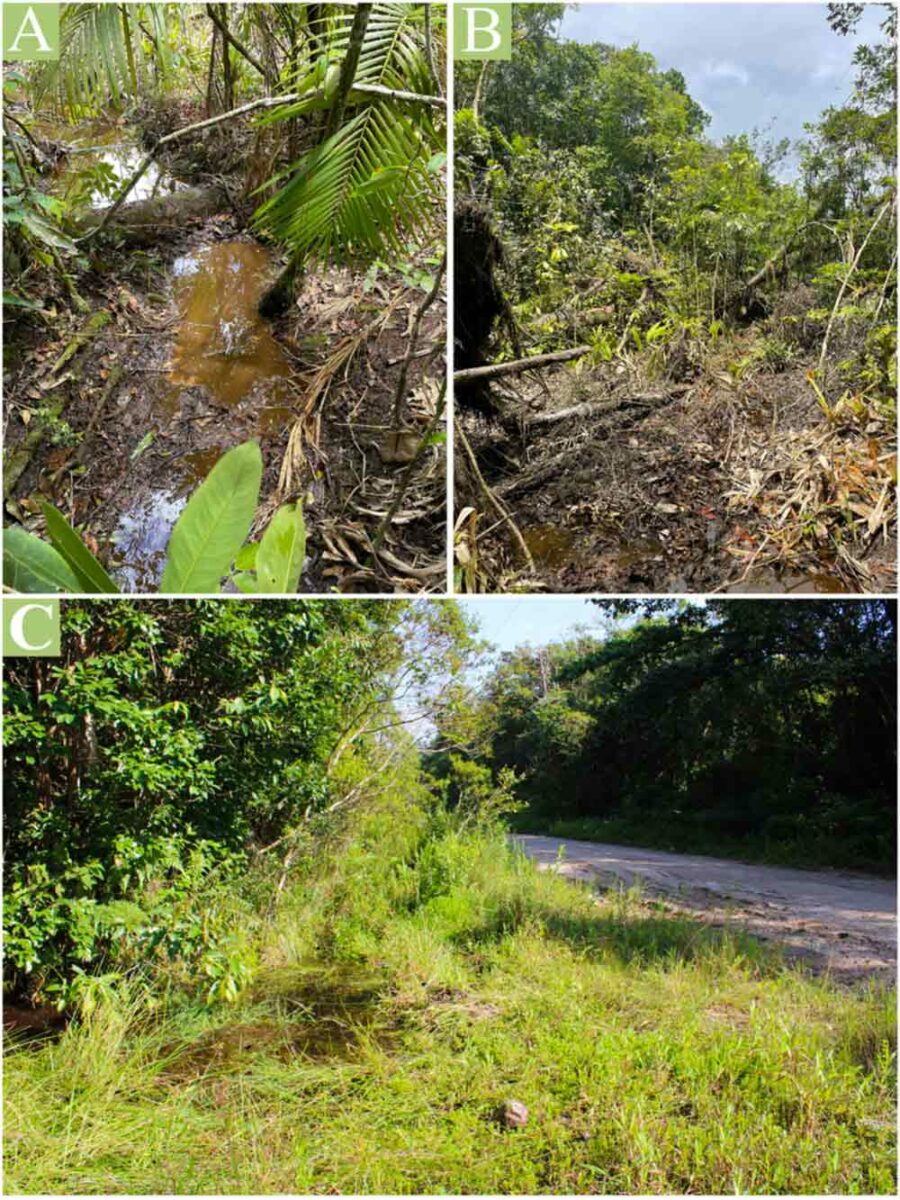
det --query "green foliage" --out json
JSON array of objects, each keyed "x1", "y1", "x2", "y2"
[
  {"x1": 33, "y1": 4, "x2": 174, "y2": 117},
  {"x1": 445, "y1": 601, "x2": 896, "y2": 873},
  {"x1": 41, "y1": 502, "x2": 118, "y2": 593},
  {"x1": 5, "y1": 803, "x2": 894, "y2": 1193},
  {"x1": 3, "y1": 598, "x2": 479, "y2": 1004},
  {"x1": 3, "y1": 526, "x2": 82, "y2": 592},
  {"x1": 456, "y1": 1, "x2": 896, "y2": 397},
  {"x1": 253, "y1": 3, "x2": 444, "y2": 263},
  {"x1": 160, "y1": 441, "x2": 263, "y2": 593},
  {"x1": 3, "y1": 441, "x2": 307, "y2": 595}
]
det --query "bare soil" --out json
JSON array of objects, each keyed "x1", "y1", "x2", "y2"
[
  {"x1": 517, "y1": 834, "x2": 897, "y2": 982},
  {"x1": 456, "y1": 332, "x2": 896, "y2": 594}
]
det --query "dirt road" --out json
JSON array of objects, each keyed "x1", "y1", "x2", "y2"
[{"x1": 516, "y1": 835, "x2": 897, "y2": 981}]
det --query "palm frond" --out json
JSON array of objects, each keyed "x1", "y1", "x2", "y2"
[
  {"x1": 254, "y1": 101, "x2": 438, "y2": 261},
  {"x1": 33, "y1": 3, "x2": 172, "y2": 117},
  {"x1": 253, "y1": 3, "x2": 442, "y2": 264}
]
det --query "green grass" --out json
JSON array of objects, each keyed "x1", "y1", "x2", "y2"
[{"x1": 4, "y1": 820, "x2": 896, "y2": 1194}]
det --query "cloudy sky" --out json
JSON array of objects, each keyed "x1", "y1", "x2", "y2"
[{"x1": 559, "y1": 2, "x2": 886, "y2": 154}]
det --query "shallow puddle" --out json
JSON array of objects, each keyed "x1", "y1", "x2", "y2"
[
  {"x1": 168, "y1": 241, "x2": 292, "y2": 409},
  {"x1": 727, "y1": 569, "x2": 849, "y2": 594},
  {"x1": 163, "y1": 967, "x2": 389, "y2": 1081},
  {"x1": 110, "y1": 243, "x2": 296, "y2": 587},
  {"x1": 110, "y1": 491, "x2": 186, "y2": 592},
  {"x1": 524, "y1": 524, "x2": 578, "y2": 568},
  {"x1": 42, "y1": 120, "x2": 184, "y2": 207},
  {"x1": 616, "y1": 538, "x2": 666, "y2": 572}
]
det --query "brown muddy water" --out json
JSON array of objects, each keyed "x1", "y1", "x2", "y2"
[
  {"x1": 520, "y1": 519, "x2": 848, "y2": 593},
  {"x1": 162, "y1": 968, "x2": 389, "y2": 1080},
  {"x1": 111, "y1": 241, "x2": 294, "y2": 589},
  {"x1": 168, "y1": 243, "x2": 291, "y2": 409}
]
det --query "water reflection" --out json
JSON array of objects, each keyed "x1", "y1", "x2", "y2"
[{"x1": 168, "y1": 242, "x2": 292, "y2": 408}]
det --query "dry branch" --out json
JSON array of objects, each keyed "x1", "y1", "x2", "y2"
[
  {"x1": 526, "y1": 386, "x2": 690, "y2": 428},
  {"x1": 78, "y1": 73, "x2": 443, "y2": 243},
  {"x1": 454, "y1": 345, "x2": 592, "y2": 384},
  {"x1": 371, "y1": 379, "x2": 447, "y2": 561},
  {"x1": 456, "y1": 422, "x2": 534, "y2": 569},
  {"x1": 392, "y1": 252, "x2": 446, "y2": 426}
]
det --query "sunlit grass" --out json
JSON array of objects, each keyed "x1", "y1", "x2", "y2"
[{"x1": 5, "y1": 833, "x2": 895, "y2": 1194}]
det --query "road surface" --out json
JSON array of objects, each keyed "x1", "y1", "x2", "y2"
[{"x1": 516, "y1": 835, "x2": 897, "y2": 981}]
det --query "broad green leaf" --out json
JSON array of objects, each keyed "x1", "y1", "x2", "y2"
[
  {"x1": 160, "y1": 442, "x2": 263, "y2": 594},
  {"x1": 3, "y1": 526, "x2": 82, "y2": 593},
  {"x1": 41, "y1": 503, "x2": 119, "y2": 594},
  {"x1": 22, "y1": 210, "x2": 77, "y2": 252},
  {"x1": 254, "y1": 502, "x2": 306, "y2": 593},
  {"x1": 233, "y1": 572, "x2": 258, "y2": 593},
  {"x1": 234, "y1": 542, "x2": 259, "y2": 570},
  {"x1": 3, "y1": 292, "x2": 43, "y2": 310}
]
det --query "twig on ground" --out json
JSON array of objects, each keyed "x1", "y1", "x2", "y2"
[
  {"x1": 392, "y1": 253, "x2": 445, "y2": 427},
  {"x1": 456, "y1": 422, "x2": 534, "y2": 570}
]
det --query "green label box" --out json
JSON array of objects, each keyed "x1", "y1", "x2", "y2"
[
  {"x1": 3, "y1": 4, "x2": 59, "y2": 61},
  {"x1": 454, "y1": 3, "x2": 511, "y2": 61},
  {"x1": 3, "y1": 598, "x2": 61, "y2": 656}
]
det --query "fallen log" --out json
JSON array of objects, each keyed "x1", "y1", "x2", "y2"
[
  {"x1": 454, "y1": 345, "x2": 592, "y2": 385},
  {"x1": 526, "y1": 386, "x2": 690, "y2": 428},
  {"x1": 76, "y1": 184, "x2": 232, "y2": 246}
]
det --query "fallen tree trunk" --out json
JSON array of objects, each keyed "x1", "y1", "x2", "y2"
[
  {"x1": 526, "y1": 386, "x2": 690, "y2": 428},
  {"x1": 454, "y1": 345, "x2": 592, "y2": 385},
  {"x1": 76, "y1": 184, "x2": 231, "y2": 246}
]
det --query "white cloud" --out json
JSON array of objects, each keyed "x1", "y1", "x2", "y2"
[
  {"x1": 811, "y1": 57, "x2": 845, "y2": 83},
  {"x1": 703, "y1": 60, "x2": 750, "y2": 86}
]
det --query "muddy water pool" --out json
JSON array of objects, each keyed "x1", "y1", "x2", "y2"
[
  {"x1": 110, "y1": 240, "x2": 295, "y2": 589},
  {"x1": 39, "y1": 119, "x2": 185, "y2": 206}
]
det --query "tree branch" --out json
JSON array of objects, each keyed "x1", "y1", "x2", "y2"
[
  {"x1": 456, "y1": 422, "x2": 534, "y2": 569},
  {"x1": 206, "y1": 2, "x2": 267, "y2": 78},
  {"x1": 424, "y1": 4, "x2": 444, "y2": 97},
  {"x1": 393, "y1": 252, "x2": 446, "y2": 426},
  {"x1": 454, "y1": 345, "x2": 591, "y2": 384}
]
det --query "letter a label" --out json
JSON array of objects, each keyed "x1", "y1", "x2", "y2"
[{"x1": 3, "y1": 4, "x2": 60, "y2": 61}]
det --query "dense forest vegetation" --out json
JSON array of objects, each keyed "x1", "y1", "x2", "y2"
[
  {"x1": 441, "y1": 598, "x2": 896, "y2": 871},
  {"x1": 4, "y1": 597, "x2": 475, "y2": 1007},
  {"x1": 3, "y1": 3, "x2": 447, "y2": 595},
  {"x1": 3, "y1": 597, "x2": 896, "y2": 1192},
  {"x1": 453, "y1": 3, "x2": 896, "y2": 595}
]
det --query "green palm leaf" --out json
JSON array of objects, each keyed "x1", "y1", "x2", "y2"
[
  {"x1": 34, "y1": 4, "x2": 172, "y2": 117},
  {"x1": 252, "y1": 3, "x2": 442, "y2": 264}
]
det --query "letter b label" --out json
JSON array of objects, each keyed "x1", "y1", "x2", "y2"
[{"x1": 454, "y1": 4, "x2": 511, "y2": 60}]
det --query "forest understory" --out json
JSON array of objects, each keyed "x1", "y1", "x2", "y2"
[
  {"x1": 3, "y1": 3, "x2": 448, "y2": 594},
  {"x1": 5, "y1": 111, "x2": 445, "y2": 592},
  {"x1": 453, "y1": 2, "x2": 896, "y2": 595}
]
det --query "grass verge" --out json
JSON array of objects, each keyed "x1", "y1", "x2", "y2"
[{"x1": 4, "y1": 805, "x2": 896, "y2": 1194}]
